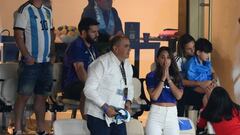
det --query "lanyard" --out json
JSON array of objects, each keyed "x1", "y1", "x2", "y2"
[
  {"x1": 120, "y1": 62, "x2": 128, "y2": 100},
  {"x1": 87, "y1": 48, "x2": 96, "y2": 61}
]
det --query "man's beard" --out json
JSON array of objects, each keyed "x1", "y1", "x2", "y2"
[{"x1": 86, "y1": 36, "x2": 98, "y2": 44}]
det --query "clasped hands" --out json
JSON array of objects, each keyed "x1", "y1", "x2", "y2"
[{"x1": 102, "y1": 101, "x2": 132, "y2": 118}]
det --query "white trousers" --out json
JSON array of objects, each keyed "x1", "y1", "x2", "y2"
[{"x1": 146, "y1": 105, "x2": 179, "y2": 135}]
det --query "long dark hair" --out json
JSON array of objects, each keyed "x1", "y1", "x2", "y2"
[
  {"x1": 155, "y1": 47, "x2": 182, "y2": 87},
  {"x1": 177, "y1": 34, "x2": 195, "y2": 57},
  {"x1": 201, "y1": 86, "x2": 240, "y2": 122}
]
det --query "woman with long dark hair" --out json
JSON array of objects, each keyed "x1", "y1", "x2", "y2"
[
  {"x1": 197, "y1": 86, "x2": 240, "y2": 135},
  {"x1": 145, "y1": 47, "x2": 183, "y2": 135}
]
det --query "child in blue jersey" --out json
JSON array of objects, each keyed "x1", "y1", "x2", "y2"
[
  {"x1": 184, "y1": 38, "x2": 218, "y2": 114},
  {"x1": 145, "y1": 47, "x2": 183, "y2": 135},
  {"x1": 184, "y1": 38, "x2": 218, "y2": 94}
]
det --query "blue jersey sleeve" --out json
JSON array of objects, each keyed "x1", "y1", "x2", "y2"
[{"x1": 146, "y1": 72, "x2": 156, "y2": 90}]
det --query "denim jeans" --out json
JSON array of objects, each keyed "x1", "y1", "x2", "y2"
[{"x1": 18, "y1": 62, "x2": 53, "y2": 96}]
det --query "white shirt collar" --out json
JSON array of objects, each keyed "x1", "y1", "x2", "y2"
[{"x1": 109, "y1": 51, "x2": 125, "y2": 66}]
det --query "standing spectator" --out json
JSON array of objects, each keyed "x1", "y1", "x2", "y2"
[
  {"x1": 13, "y1": 0, "x2": 55, "y2": 134},
  {"x1": 84, "y1": 35, "x2": 133, "y2": 135},
  {"x1": 62, "y1": 17, "x2": 99, "y2": 119},
  {"x1": 82, "y1": 0, "x2": 123, "y2": 54},
  {"x1": 176, "y1": 34, "x2": 195, "y2": 116},
  {"x1": 197, "y1": 86, "x2": 240, "y2": 135},
  {"x1": 145, "y1": 47, "x2": 183, "y2": 135}
]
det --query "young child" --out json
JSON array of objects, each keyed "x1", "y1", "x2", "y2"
[{"x1": 184, "y1": 38, "x2": 217, "y2": 94}]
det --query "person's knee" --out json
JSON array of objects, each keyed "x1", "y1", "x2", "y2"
[{"x1": 16, "y1": 95, "x2": 31, "y2": 103}]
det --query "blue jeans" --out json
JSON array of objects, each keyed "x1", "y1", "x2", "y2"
[
  {"x1": 87, "y1": 115, "x2": 127, "y2": 135},
  {"x1": 18, "y1": 62, "x2": 53, "y2": 96}
]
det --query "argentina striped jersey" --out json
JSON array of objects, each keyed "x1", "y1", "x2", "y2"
[{"x1": 14, "y1": 1, "x2": 53, "y2": 63}]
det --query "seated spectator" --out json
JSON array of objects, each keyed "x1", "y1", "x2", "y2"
[
  {"x1": 176, "y1": 34, "x2": 213, "y2": 116},
  {"x1": 185, "y1": 38, "x2": 218, "y2": 93},
  {"x1": 183, "y1": 38, "x2": 217, "y2": 110},
  {"x1": 176, "y1": 34, "x2": 195, "y2": 72},
  {"x1": 197, "y1": 86, "x2": 240, "y2": 135},
  {"x1": 62, "y1": 17, "x2": 99, "y2": 118}
]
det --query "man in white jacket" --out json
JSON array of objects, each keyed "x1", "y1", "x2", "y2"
[{"x1": 84, "y1": 35, "x2": 133, "y2": 135}]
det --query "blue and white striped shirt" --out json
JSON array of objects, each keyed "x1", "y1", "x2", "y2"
[{"x1": 14, "y1": 1, "x2": 53, "y2": 63}]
